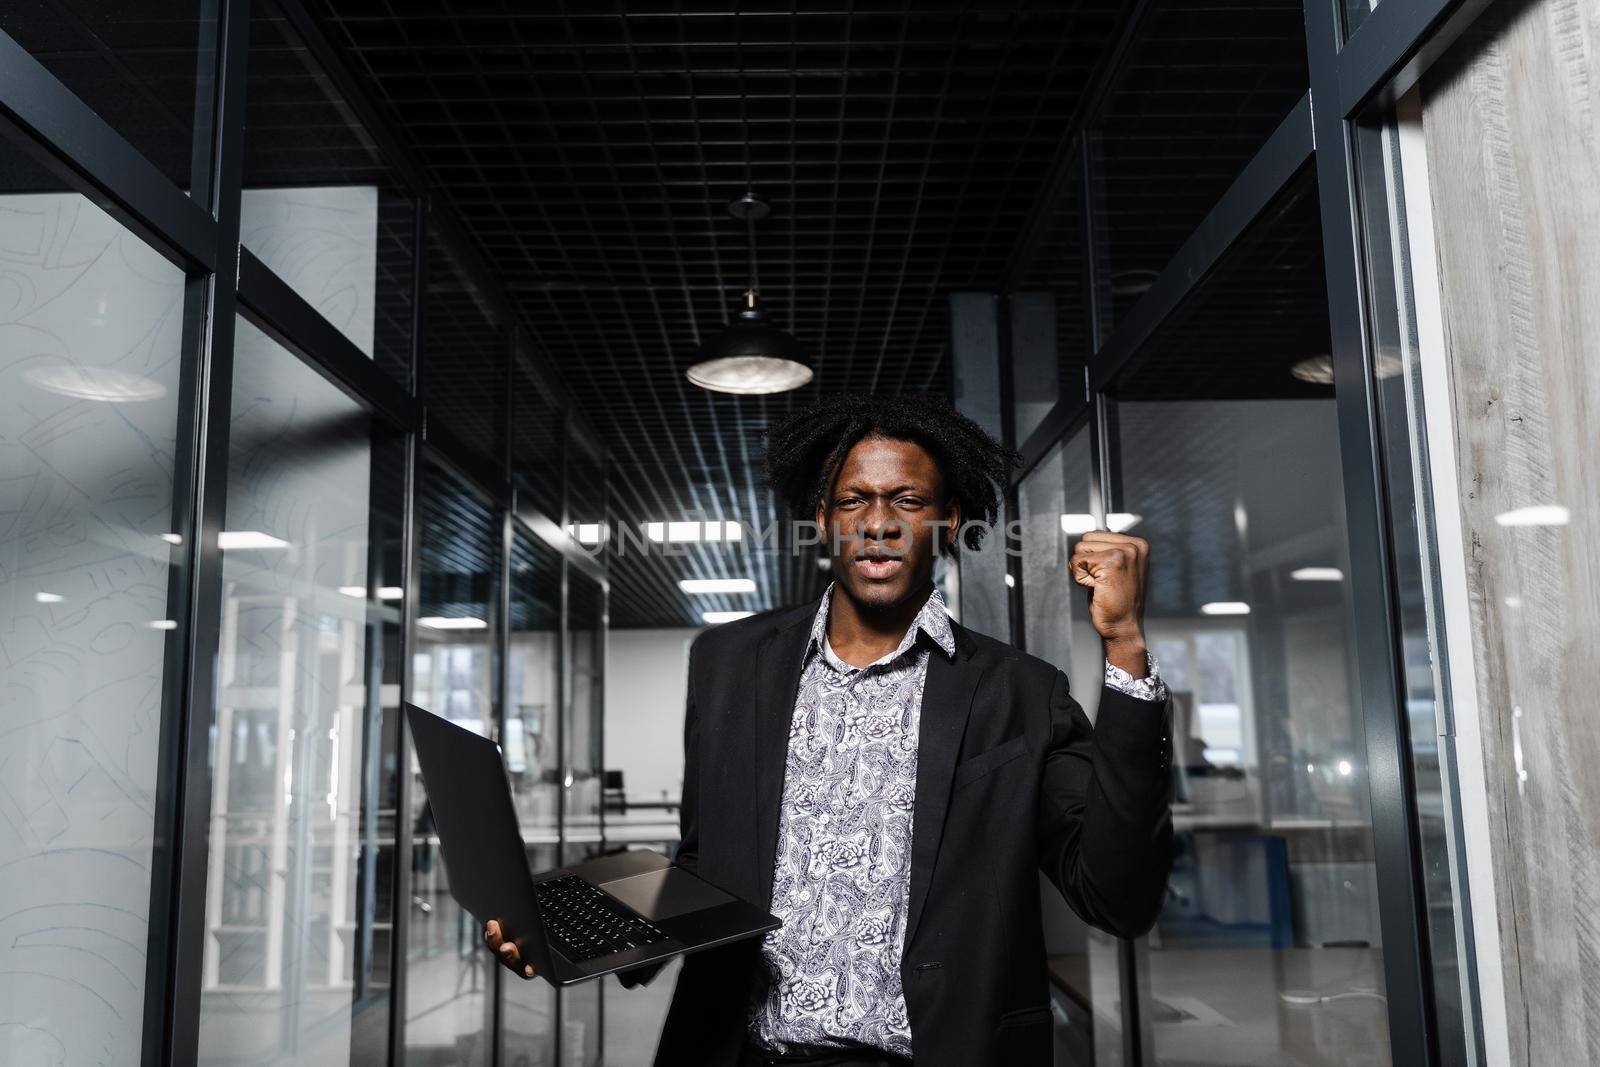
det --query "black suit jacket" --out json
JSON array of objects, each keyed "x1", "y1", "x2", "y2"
[{"x1": 653, "y1": 596, "x2": 1173, "y2": 1066}]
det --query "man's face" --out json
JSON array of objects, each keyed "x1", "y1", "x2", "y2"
[{"x1": 816, "y1": 435, "x2": 958, "y2": 614}]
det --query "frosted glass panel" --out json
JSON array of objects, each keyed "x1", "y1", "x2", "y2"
[
  {"x1": 195, "y1": 318, "x2": 375, "y2": 1063},
  {"x1": 0, "y1": 186, "x2": 186, "y2": 1063}
]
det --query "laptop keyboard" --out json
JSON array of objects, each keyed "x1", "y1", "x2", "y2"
[{"x1": 533, "y1": 874, "x2": 671, "y2": 962}]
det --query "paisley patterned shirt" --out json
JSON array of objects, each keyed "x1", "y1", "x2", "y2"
[
  {"x1": 748, "y1": 585, "x2": 1167, "y2": 1056},
  {"x1": 749, "y1": 584, "x2": 954, "y2": 1057}
]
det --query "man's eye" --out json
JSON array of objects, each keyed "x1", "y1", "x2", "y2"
[{"x1": 897, "y1": 498, "x2": 924, "y2": 508}]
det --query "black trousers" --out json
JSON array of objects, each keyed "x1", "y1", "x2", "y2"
[{"x1": 738, "y1": 1043, "x2": 914, "y2": 1067}]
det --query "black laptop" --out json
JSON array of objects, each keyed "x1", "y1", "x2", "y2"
[{"x1": 404, "y1": 702, "x2": 780, "y2": 986}]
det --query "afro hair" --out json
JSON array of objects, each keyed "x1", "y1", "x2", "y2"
[{"x1": 762, "y1": 392, "x2": 1020, "y2": 553}]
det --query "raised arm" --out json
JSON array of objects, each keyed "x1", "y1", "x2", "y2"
[
  {"x1": 1037, "y1": 675, "x2": 1172, "y2": 938},
  {"x1": 1036, "y1": 529, "x2": 1173, "y2": 936}
]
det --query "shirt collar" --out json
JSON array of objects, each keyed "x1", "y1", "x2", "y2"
[{"x1": 806, "y1": 581, "x2": 956, "y2": 669}]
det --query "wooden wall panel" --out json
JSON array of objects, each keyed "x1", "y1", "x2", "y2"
[{"x1": 1422, "y1": 1, "x2": 1600, "y2": 1062}]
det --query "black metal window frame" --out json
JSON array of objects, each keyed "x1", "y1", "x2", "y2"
[
  {"x1": 0, "y1": 0, "x2": 608, "y2": 1064},
  {"x1": 999, "y1": 1, "x2": 1504, "y2": 1065}
]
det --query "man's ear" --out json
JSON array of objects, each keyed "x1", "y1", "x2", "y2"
[{"x1": 945, "y1": 500, "x2": 961, "y2": 551}]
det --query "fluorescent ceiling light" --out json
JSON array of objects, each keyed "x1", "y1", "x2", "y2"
[
  {"x1": 1060, "y1": 512, "x2": 1141, "y2": 535},
  {"x1": 219, "y1": 531, "x2": 290, "y2": 550},
  {"x1": 1108, "y1": 512, "x2": 1141, "y2": 533},
  {"x1": 35, "y1": 592, "x2": 64, "y2": 603},
  {"x1": 680, "y1": 578, "x2": 757, "y2": 594},
  {"x1": 1494, "y1": 505, "x2": 1570, "y2": 527},
  {"x1": 160, "y1": 533, "x2": 183, "y2": 545},
  {"x1": 23, "y1": 363, "x2": 167, "y2": 402},
  {"x1": 1291, "y1": 567, "x2": 1343, "y2": 582},
  {"x1": 702, "y1": 610, "x2": 754, "y2": 625},
  {"x1": 1200, "y1": 601, "x2": 1251, "y2": 615},
  {"x1": 149, "y1": 619, "x2": 178, "y2": 630},
  {"x1": 646, "y1": 520, "x2": 742, "y2": 543},
  {"x1": 418, "y1": 616, "x2": 488, "y2": 630},
  {"x1": 340, "y1": 585, "x2": 403, "y2": 601}
]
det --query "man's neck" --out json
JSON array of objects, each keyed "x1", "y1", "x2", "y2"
[{"x1": 825, "y1": 582, "x2": 930, "y2": 668}]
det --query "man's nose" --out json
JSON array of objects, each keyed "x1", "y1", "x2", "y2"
[{"x1": 861, "y1": 503, "x2": 904, "y2": 540}]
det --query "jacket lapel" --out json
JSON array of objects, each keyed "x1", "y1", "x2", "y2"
[
  {"x1": 752, "y1": 610, "x2": 814, "y2": 905},
  {"x1": 904, "y1": 622, "x2": 983, "y2": 945}
]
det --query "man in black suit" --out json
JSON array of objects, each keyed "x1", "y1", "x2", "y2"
[{"x1": 489, "y1": 393, "x2": 1172, "y2": 1065}]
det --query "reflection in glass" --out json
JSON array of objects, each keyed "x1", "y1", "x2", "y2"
[
  {"x1": 514, "y1": 353, "x2": 565, "y2": 523},
  {"x1": 407, "y1": 458, "x2": 501, "y2": 1065},
  {"x1": 1017, "y1": 425, "x2": 1125, "y2": 1065},
  {"x1": 1109, "y1": 179, "x2": 1391, "y2": 1065},
  {"x1": 0, "y1": 159, "x2": 186, "y2": 1061},
  {"x1": 502, "y1": 525, "x2": 562, "y2": 1064},
  {"x1": 1118, "y1": 397, "x2": 1391, "y2": 1066},
  {"x1": 423, "y1": 231, "x2": 506, "y2": 468},
  {"x1": 243, "y1": 2, "x2": 415, "y2": 381},
  {"x1": 1092, "y1": 0, "x2": 1309, "y2": 329},
  {"x1": 0, "y1": 1, "x2": 208, "y2": 190},
  {"x1": 197, "y1": 318, "x2": 382, "y2": 1063},
  {"x1": 561, "y1": 569, "x2": 607, "y2": 1066},
  {"x1": 1011, "y1": 159, "x2": 1087, "y2": 440},
  {"x1": 1343, "y1": 0, "x2": 1380, "y2": 39}
]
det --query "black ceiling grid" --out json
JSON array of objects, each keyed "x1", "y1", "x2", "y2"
[{"x1": 313, "y1": 1, "x2": 1136, "y2": 626}]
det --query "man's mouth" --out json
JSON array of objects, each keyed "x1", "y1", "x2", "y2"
[{"x1": 852, "y1": 555, "x2": 903, "y2": 580}]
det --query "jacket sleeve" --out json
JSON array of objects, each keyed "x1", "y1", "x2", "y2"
[{"x1": 1037, "y1": 671, "x2": 1174, "y2": 939}]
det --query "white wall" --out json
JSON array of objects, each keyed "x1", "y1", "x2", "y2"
[{"x1": 604, "y1": 628, "x2": 698, "y2": 801}]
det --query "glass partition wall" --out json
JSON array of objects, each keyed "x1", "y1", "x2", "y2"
[
  {"x1": 996, "y1": 1, "x2": 1498, "y2": 1063},
  {"x1": 0, "y1": 5, "x2": 609, "y2": 1065}
]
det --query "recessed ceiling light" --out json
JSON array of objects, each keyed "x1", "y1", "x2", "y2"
[
  {"x1": 1291, "y1": 352, "x2": 1401, "y2": 385},
  {"x1": 219, "y1": 531, "x2": 290, "y2": 550},
  {"x1": 1108, "y1": 512, "x2": 1141, "y2": 533},
  {"x1": 645, "y1": 520, "x2": 742, "y2": 543},
  {"x1": 1291, "y1": 567, "x2": 1343, "y2": 582},
  {"x1": 35, "y1": 591, "x2": 64, "y2": 603},
  {"x1": 377, "y1": 586, "x2": 403, "y2": 601},
  {"x1": 338, "y1": 586, "x2": 367, "y2": 599},
  {"x1": 680, "y1": 578, "x2": 757, "y2": 594},
  {"x1": 1004, "y1": 573, "x2": 1015, "y2": 588},
  {"x1": 160, "y1": 533, "x2": 183, "y2": 545},
  {"x1": 418, "y1": 616, "x2": 488, "y2": 630},
  {"x1": 1060, "y1": 512, "x2": 1140, "y2": 535},
  {"x1": 1494, "y1": 505, "x2": 1570, "y2": 527},
  {"x1": 149, "y1": 619, "x2": 178, "y2": 630},
  {"x1": 1200, "y1": 601, "x2": 1251, "y2": 615},
  {"x1": 23, "y1": 363, "x2": 168, "y2": 402},
  {"x1": 702, "y1": 610, "x2": 754, "y2": 625}
]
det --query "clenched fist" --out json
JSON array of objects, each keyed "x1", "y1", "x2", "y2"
[{"x1": 1069, "y1": 530, "x2": 1151, "y2": 676}]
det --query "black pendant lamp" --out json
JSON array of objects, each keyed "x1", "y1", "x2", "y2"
[{"x1": 686, "y1": 192, "x2": 813, "y2": 395}]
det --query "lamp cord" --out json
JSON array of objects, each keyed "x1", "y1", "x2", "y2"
[{"x1": 747, "y1": 208, "x2": 760, "y2": 296}]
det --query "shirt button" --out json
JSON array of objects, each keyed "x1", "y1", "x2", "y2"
[{"x1": 818, "y1": 813, "x2": 830, "y2": 825}]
